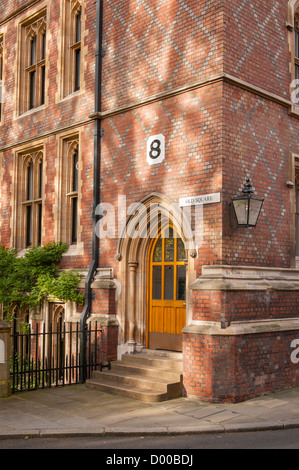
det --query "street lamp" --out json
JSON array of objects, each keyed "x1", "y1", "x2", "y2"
[{"x1": 231, "y1": 177, "x2": 264, "y2": 227}]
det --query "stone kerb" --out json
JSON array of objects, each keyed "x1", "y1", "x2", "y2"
[{"x1": 0, "y1": 320, "x2": 11, "y2": 398}]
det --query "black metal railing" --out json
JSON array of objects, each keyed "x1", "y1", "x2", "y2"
[{"x1": 10, "y1": 322, "x2": 102, "y2": 393}]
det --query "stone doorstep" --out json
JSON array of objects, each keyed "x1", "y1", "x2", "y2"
[{"x1": 86, "y1": 351, "x2": 183, "y2": 403}]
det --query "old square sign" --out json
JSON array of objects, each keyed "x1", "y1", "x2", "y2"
[{"x1": 179, "y1": 192, "x2": 221, "y2": 207}]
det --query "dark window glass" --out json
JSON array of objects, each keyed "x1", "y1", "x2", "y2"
[
  {"x1": 71, "y1": 197, "x2": 78, "y2": 244},
  {"x1": 26, "y1": 205, "x2": 32, "y2": 247},
  {"x1": 37, "y1": 203, "x2": 42, "y2": 246},
  {"x1": 75, "y1": 49, "x2": 81, "y2": 91},
  {"x1": 296, "y1": 189, "x2": 299, "y2": 257},
  {"x1": 29, "y1": 71, "x2": 36, "y2": 109},
  {"x1": 153, "y1": 237, "x2": 162, "y2": 262},
  {"x1": 27, "y1": 160, "x2": 33, "y2": 200},
  {"x1": 30, "y1": 36, "x2": 36, "y2": 65},
  {"x1": 152, "y1": 266, "x2": 162, "y2": 300},
  {"x1": 39, "y1": 160, "x2": 43, "y2": 198},
  {"x1": 164, "y1": 228, "x2": 174, "y2": 262},
  {"x1": 41, "y1": 65, "x2": 45, "y2": 105},
  {"x1": 177, "y1": 237, "x2": 185, "y2": 261},
  {"x1": 295, "y1": 28, "x2": 299, "y2": 59},
  {"x1": 72, "y1": 148, "x2": 79, "y2": 191},
  {"x1": 0, "y1": 51, "x2": 3, "y2": 121},
  {"x1": 176, "y1": 265, "x2": 186, "y2": 301},
  {"x1": 76, "y1": 10, "x2": 81, "y2": 43},
  {"x1": 164, "y1": 265, "x2": 174, "y2": 300},
  {"x1": 42, "y1": 32, "x2": 46, "y2": 60}
]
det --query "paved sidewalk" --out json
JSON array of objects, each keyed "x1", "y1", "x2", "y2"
[{"x1": 1, "y1": 384, "x2": 299, "y2": 439}]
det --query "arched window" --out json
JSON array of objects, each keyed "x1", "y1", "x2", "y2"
[
  {"x1": 18, "y1": 11, "x2": 47, "y2": 114},
  {"x1": 70, "y1": 144, "x2": 79, "y2": 244},
  {"x1": 22, "y1": 151, "x2": 43, "y2": 248},
  {"x1": 295, "y1": 16, "x2": 299, "y2": 77},
  {"x1": 57, "y1": 135, "x2": 81, "y2": 247},
  {"x1": 0, "y1": 35, "x2": 3, "y2": 123},
  {"x1": 60, "y1": 0, "x2": 83, "y2": 97},
  {"x1": 288, "y1": 1, "x2": 299, "y2": 113}
]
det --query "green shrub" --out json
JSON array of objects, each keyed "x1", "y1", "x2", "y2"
[{"x1": 0, "y1": 242, "x2": 84, "y2": 322}]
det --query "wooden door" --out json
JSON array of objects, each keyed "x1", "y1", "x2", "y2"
[{"x1": 148, "y1": 226, "x2": 186, "y2": 351}]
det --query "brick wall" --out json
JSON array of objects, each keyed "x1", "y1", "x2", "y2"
[
  {"x1": 223, "y1": 0, "x2": 291, "y2": 98},
  {"x1": 0, "y1": 0, "x2": 96, "y2": 270},
  {"x1": 100, "y1": 83, "x2": 224, "y2": 274},
  {"x1": 222, "y1": 83, "x2": 299, "y2": 268},
  {"x1": 192, "y1": 289, "x2": 299, "y2": 324},
  {"x1": 102, "y1": 0, "x2": 224, "y2": 111},
  {"x1": 2, "y1": 0, "x2": 299, "y2": 402},
  {"x1": 183, "y1": 331, "x2": 299, "y2": 403}
]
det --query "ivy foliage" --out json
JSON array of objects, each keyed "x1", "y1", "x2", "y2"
[{"x1": 0, "y1": 242, "x2": 84, "y2": 317}]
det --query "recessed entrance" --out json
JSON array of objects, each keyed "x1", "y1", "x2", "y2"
[{"x1": 148, "y1": 225, "x2": 186, "y2": 351}]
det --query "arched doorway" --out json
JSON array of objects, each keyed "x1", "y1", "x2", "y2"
[
  {"x1": 148, "y1": 225, "x2": 186, "y2": 351},
  {"x1": 115, "y1": 192, "x2": 196, "y2": 357},
  {"x1": 50, "y1": 304, "x2": 65, "y2": 384}
]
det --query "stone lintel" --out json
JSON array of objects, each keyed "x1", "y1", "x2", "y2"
[
  {"x1": 183, "y1": 318, "x2": 299, "y2": 336},
  {"x1": 87, "y1": 314, "x2": 119, "y2": 327},
  {"x1": 191, "y1": 265, "x2": 299, "y2": 291}
]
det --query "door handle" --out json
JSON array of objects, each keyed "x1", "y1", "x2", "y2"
[{"x1": 183, "y1": 303, "x2": 186, "y2": 306}]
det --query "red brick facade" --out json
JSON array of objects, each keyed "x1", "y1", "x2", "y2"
[{"x1": 1, "y1": 0, "x2": 299, "y2": 402}]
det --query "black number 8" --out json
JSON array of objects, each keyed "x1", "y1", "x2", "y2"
[{"x1": 149, "y1": 139, "x2": 161, "y2": 160}]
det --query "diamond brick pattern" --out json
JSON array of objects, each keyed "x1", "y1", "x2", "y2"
[
  {"x1": 225, "y1": 0, "x2": 290, "y2": 98},
  {"x1": 224, "y1": 83, "x2": 299, "y2": 266},
  {"x1": 102, "y1": 0, "x2": 222, "y2": 110}
]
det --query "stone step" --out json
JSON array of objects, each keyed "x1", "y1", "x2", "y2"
[
  {"x1": 91, "y1": 369, "x2": 182, "y2": 394},
  {"x1": 85, "y1": 350, "x2": 183, "y2": 402},
  {"x1": 86, "y1": 379, "x2": 171, "y2": 403},
  {"x1": 111, "y1": 361, "x2": 182, "y2": 382},
  {"x1": 121, "y1": 351, "x2": 183, "y2": 372}
]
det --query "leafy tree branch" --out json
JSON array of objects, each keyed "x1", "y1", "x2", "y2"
[{"x1": 0, "y1": 242, "x2": 84, "y2": 323}]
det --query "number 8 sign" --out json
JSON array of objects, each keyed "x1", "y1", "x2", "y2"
[{"x1": 147, "y1": 134, "x2": 165, "y2": 165}]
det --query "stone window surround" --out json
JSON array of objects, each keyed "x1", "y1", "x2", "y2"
[
  {"x1": 0, "y1": 33, "x2": 4, "y2": 125},
  {"x1": 11, "y1": 141, "x2": 45, "y2": 252},
  {"x1": 54, "y1": 130, "x2": 83, "y2": 256},
  {"x1": 288, "y1": 0, "x2": 299, "y2": 116},
  {"x1": 57, "y1": 0, "x2": 86, "y2": 102},
  {"x1": 14, "y1": 4, "x2": 49, "y2": 117}
]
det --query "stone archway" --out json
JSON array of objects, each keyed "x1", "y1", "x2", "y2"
[{"x1": 115, "y1": 192, "x2": 196, "y2": 358}]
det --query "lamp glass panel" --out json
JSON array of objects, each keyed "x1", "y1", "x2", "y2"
[
  {"x1": 248, "y1": 198, "x2": 263, "y2": 226},
  {"x1": 233, "y1": 198, "x2": 249, "y2": 225}
]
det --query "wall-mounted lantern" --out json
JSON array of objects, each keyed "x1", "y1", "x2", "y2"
[{"x1": 231, "y1": 177, "x2": 264, "y2": 227}]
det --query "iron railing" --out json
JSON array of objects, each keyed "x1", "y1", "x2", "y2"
[{"x1": 10, "y1": 322, "x2": 102, "y2": 393}]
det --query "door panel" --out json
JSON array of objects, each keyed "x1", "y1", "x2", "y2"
[
  {"x1": 148, "y1": 226, "x2": 186, "y2": 351},
  {"x1": 150, "y1": 306, "x2": 164, "y2": 333}
]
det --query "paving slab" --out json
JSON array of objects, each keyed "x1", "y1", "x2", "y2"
[{"x1": 0, "y1": 384, "x2": 299, "y2": 438}]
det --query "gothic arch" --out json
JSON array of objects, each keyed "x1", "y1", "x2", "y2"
[{"x1": 115, "y1": 192, "x2": 196, "y2": 355}]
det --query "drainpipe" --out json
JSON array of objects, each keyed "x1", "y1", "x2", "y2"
[{"x1": 80, "y1": 0, "x2": 104, "y2": 382}]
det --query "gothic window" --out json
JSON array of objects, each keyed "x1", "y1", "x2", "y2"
[
  {"x1": 57, "y1": 135, "x2": 81, "y2": 246},
  {"x1": 18, "y1": 10, "x2": 47, "y2": 114},
  {"x1": 61, "y1": 0, "x2": 83, "y2": 98},
  {"x1": 0, "y1": 35, "x2": 3, "y2": 123},
  {"x1": 23, "y1": 151, "x2": 43, "y2": 248},
  {"x1": 14, "y1": 147, "x2": 44, "y2": 251},
  {"x1": 68, "y1": 143, "x2": 79, "y2": 244},
  {"x1": 295, "y1": 14, "x2": 299, "y2": 81},
  {"x1": 296, "y1": 173, "x2": 299, "y2": 257}
]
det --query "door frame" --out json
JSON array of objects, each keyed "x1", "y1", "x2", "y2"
[
  {"x1": 146, "y1": 224, "x2": 187, "y2": 351},
  {"x1": 114, "y1": 192, "x2": 196, "y2": 356}
]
